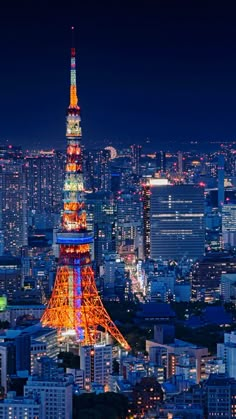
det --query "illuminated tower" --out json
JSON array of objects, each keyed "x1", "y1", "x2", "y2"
[{"x1": 41, "y1": 28, "x2": 130, "y2": 351}]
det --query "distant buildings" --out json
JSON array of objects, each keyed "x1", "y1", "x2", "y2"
[{"x1": 192, "y1": 254, "x2": 236, "y2": 302}]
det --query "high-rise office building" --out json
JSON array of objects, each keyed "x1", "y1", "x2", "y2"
[
  {"x1": 25, "y1": 150, "x2": 64, "y2": 214},
  {"x1": 130, "y1": 144, "x2": 142, "y2": 176},
  {"x1": 218, "y1": 154, "x2": 225, "y2": 209},
  {"x1": 0, "y1": 162, "x2": 27, "y2": 255},
  {"x1": 116, "y1": 189, "x2": 142, "y2": 255},
  {"x1": 222, "y1": 204, "x2": 236, "y2": 248},
  {"x1": 84, "y1": 149, "x2": 111, "y2": 191},
  {"x1": 86, "y1": 192, "x2": 116, "y2": 265},
  {"x1": 142, "y1": 178, "x2": 170, "y2": 259},
  {"x1": 149, "y1": 184, "x2": 205, "y2": 260},
  {"x1": 177, "y1": 151, "x2": 183, "y2": 174},
  {"x1": 143, "y1": 181, "x2": 151, "y2": 259},
  {"x1": 156, "y1": 151, "x2": 166, "y2": 173}
]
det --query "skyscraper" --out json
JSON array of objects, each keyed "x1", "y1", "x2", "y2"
[
  {"x1": 84, "y1": 149, "x2": 111, "y2": 191},
  {"x1": 130, "y1": 144, "x2": 142, "y2": 176},
  {"x1": 177, "y1": 151, "x2": 183, "y2": 174},
  {"x1": 142, "y1": 178, "x2": 170, "y2": 259},
  {"x1": 150, "y1": 184, "x2": 205, "y2": 260},
  {"x1": 116, "y1": 189, "x2": 142, "y2": 256},
  {"x1": 218, "y1": 154, "x2": 225, "y2": 209},
  {"x1": 156, "y1": 151, "x2": 166, "y2": 173},
  {"x1": 0, "y1": 161, "x2": 27, "y2": 255},
  {"x1": 222, "y1": 204, "x2": 236, "y2": 248},
  {"x1": 41, "y1": 28, "x2": 129, "y2": 350},
  {"x1": 86, "y1": 192, "x2": 116, "y2": 266},
  {"x1": 25, "y1": 150, "x2": 64, "y2": 214}
]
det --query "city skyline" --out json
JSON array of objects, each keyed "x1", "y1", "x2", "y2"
[
  {"x1": 2, "y1": 4, "x2": 236, "y2": 414},
  {"x1": 1, "y1": 1, "x2": 236, "y2": 149}
]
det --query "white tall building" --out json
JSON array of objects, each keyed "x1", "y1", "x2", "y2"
[
  {"x1": 217, "y1": 331, "x2": 236, "y2": 379},
  {"x1": 80, "y1": 343, "x2": 112, "y2": 390}
]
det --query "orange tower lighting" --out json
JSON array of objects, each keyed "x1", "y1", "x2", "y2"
[{"x1": 41, "y1": 28, "x2": 130, "y2": 351}]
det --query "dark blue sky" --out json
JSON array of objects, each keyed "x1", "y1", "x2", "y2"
[{"x1": 0, "y1": 0, "x2": 236, "y2": 150}]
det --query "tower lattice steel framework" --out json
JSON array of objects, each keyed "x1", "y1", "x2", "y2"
[{"x1": 41, "y1": 29, "x2": 130, "y2": 351}]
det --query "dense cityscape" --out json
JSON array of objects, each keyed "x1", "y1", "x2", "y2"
[
  {"x1": 2, "y1": 65, "x2": 236, "y2": 418},
  {"x1": 2, "y1": 2, "x2": 236, "y2": 419}
]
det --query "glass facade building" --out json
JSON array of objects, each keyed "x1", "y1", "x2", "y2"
[{"x1": 150, "y1": 184, "x2": 205, "y2": 260}]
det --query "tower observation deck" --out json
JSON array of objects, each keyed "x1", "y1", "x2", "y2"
[{"x1": 41, "y1": 28, "x2": 130, "y2": 351}]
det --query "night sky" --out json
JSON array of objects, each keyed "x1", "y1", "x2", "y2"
[{"x1": 1, "y1": 1, "x2": 236, "y2": 150}]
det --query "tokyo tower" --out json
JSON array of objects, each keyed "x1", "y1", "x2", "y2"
[{"x1": 41, "y1": 28, "x2": 130, "y2": 351}]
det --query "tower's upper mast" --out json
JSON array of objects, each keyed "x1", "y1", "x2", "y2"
[
  {"x1": 66, "y1": 27, "x2": 81, "y2": 138},
  {"x1": 69, "y1": 26, "x2": 79, "y2": 110}
]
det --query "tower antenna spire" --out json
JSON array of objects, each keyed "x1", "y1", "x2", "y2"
[
  {"x1": 69, "y1": 26, "x2": 79, "y2": 109},
  {"x1": 71, "y1": 25, "x2": 75, "y2": 48}
]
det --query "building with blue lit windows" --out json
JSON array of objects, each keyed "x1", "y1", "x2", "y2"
[{"x1": 150, "y1": 184, "x2": 205, "y2": 260}]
